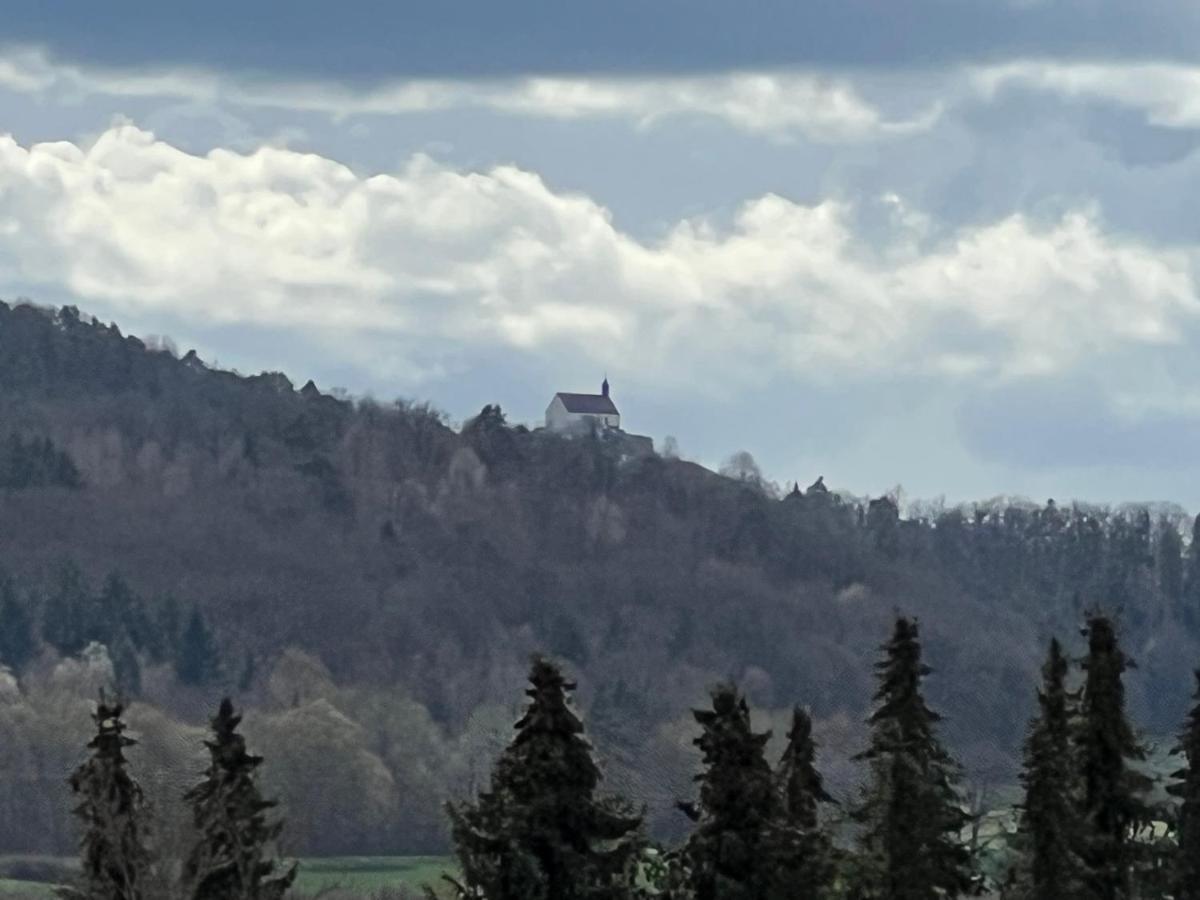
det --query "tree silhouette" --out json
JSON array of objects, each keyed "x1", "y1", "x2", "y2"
[
  {"x1": 851, "y1": 616, "x2": 972, "y2": 900},
  {"x1": 446, "y1": 656, "x2": 642, "y2": 900},
  {"x1": 678, "y1": 682, "x2": 781, "y2": 900},
  {"x1": 176, "y1": 607, "x2": 219, "y2": 687},
  {"x1": 60, "y1": 696, "x2": 150, "y2": 900},
  {"x1": 183, "y1": 698, "x2": 295, "y2": 900},
  {"x1": 1167, "y1": 670, "x2": 1200, "y2": 899},
  {"x1": 0, "y1": 575, "x2": 34, "y2": 671},
  {"x1": 1075, "y1": 615, "x2": 1152, "y2": 900},
  {"x1": 1010, "y1": 638, "x2": 1084, "y2": 900}
]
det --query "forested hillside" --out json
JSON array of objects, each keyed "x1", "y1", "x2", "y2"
[{"x1": 1, "y1": 297, "x2": 1199, "y2": 857}]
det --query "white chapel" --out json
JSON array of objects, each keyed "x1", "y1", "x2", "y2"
[{"x1": 545, "y1": 378, "x2": 621, "y2": 433}]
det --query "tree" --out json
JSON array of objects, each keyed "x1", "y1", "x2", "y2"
[
  {"x1": 152, "y1": 594, "x2": 182, "y2": 665},
  {"x1": 462, "y1": 404, "x2": 519, "y2": 471},
  {"x1": 851, "y1": 616, "x2": 973, "y2": 900},
  {"x1": 176, "y1": 607, "x2": 220, "y2": 687},
  {"x1": 108, "y1": 632, "x2": 142, "y2": 698},
  {"x1": 1186, "y1": 515, "x2": 1200, "y2": 629},
  {"x1": 677, "y1": 682, "x2": 782, "y2": 900},
  {"x1": 182, "y1": 698, "x2": 295, "y2": 900},
  {"x1": 43, "y1": 561, "x2": 90, "y2": 658},
  {"x1": 1009, "y1": 638, "x2": 1083, "y2": 900},
  {"x1": 1075, "y1": 614, "x2": 1153, "y2": 900},
  {"x1": 866, "y1": 497, "x2": 901, "y2": 559},
  {"x1": 445, "y1": 656, "x2": 642, "y2": 900},
  {"x1": 0, "y1": 575, "x2": 34, "y2": 671},
  {"x1": 779, "y1": 706, "x2": 834, "y2": 832},
  {"x1": 93, "y1": 574, "x2": 154, "y2": 658},
  {"x1": 60, "y1": 697, "x2": 151, "y2": 900},
  {"x1": 1169, "y1": 671, "x2": 1200, "y2": 899},
  {"x1": 1158, "y1": 523, "x2": 1184, "y2": 618},
  {"x1": 769, "y1": 705, "x2": 836, "y2": 900}
]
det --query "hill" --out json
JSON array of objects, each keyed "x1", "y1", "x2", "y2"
[{"x1": 0, "y1": 297, "x2": 1198, "y2": 856}]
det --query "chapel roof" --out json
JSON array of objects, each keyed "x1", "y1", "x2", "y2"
[{"x1": 555, "y1": 392, "x2": 619, "y2": 415}]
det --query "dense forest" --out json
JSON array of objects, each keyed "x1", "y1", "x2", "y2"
[{"x1": 2, "y1": 297, "x2": 1200, "y2": 861}]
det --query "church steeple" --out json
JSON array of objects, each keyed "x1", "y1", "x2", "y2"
[{"x1": 601, "y1": 375, "x2": 609, "y2": 398}]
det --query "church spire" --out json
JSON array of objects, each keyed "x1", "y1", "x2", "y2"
[{"x1": 601, "y1": 375, "x2": 609, "y2": 398}]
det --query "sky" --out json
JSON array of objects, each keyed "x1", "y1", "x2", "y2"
[{"x1": 3, "y1": 3, "x2": 1200, "y2": 509}]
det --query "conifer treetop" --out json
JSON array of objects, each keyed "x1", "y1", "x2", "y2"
[
  {"x1": 1168, "y1": 670, "x2": 1200, "y2": 900},
  {"x1": 858, "y1": 616, "x2": 948, "y2": 765},
  {"x1": 1076, "y1": 613, "x2": 1154, "y2": 900},
  {"x1": 690, "y1": 682, "x2": 778, "y2": 828},
  {"x1": 445, "y1": 655, "x2": 642, "y2": 900},
  {"x1": 183, "y1": 696, "x2": 295, "y2": 900},
  {"x1": 851, "y1": 615, "x2": 973, "y2": 900},
  {"x1": 778, "y1": 705, "x2": 834, "y2": 832},
  {"x1": 1012, "y1": 636, "x2": 1083, "y2": 900},
  {"x1": 62, "y1": 694, "x2": 150, "y2": 900}
]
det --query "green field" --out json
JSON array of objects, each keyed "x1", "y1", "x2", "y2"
[
  {"x1": 294, "y1": 856, "x2": 457, "y2": 896},
  {"x1": 0, "y1": 857, "x2": 457, "y2": 899},
  {"x1": 0, "y1": 881, "x2": 53, "y2": 899}
]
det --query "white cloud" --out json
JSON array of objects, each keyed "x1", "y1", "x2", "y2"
[
  {"x1": 0, "y1": 125, "x2": 1195, "y2": 393},
  {"x1": 973, "y1": 61, "x2": 1200, "y2": 128},
  {"x1": 0, "y1": 45, "x2": 937, "y2": 142}
]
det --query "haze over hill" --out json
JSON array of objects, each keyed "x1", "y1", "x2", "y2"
[{"x1": 1, "y1": 297, "x2": 1199, "y2": 858}]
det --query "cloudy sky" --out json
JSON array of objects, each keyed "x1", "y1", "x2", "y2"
[{"x1": 4, "y1": 2, "x2": 1200, "y2": 508}]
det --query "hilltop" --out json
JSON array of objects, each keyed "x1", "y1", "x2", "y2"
[{"x1": 0, "y1": 297, "x2": 1198, "y2": 855}]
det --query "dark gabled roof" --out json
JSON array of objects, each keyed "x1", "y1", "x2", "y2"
[{"x1": 555, "y1": 392, "x2": 619, "y2": 415}]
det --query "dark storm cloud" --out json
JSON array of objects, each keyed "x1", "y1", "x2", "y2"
[{"x1": 8, "y1": 1, "x2": 1200, "y2": 80}]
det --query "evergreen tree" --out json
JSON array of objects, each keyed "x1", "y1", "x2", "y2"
[
  {"x1": 677, "y1": 683, "x2": 783, "y2": 900},
  {"x1": 0, "y1": 575, "x2": 35, "y2": 671},
  {"x1": 237, "y1": 652, "x2": 257, "y2": 694},
  {"x1": 1010, "y1": 638, "x2": 1083, "y2": 900},
  {"x1": 779, "y1": 706, "x2": 834, "y2": 832},
  {"x1": 1158, "y1": 523, "x2": 1185, "y2": 618},
  {"x1": 851, "y1": 616, "x2": 973, "y2": 900},
  {"x1": 60, "y1": 697, "x2": 151, "y2": 900},
  {"x1": 1187, "y1": 515, "x2": 1200, "y2": 629},
  {"x1": 153, "y1": 594, "x2": 183, "y2": 664},
  {"x1": 108, "y1": 632, "x2": 141, "y2": 698},
  {"x1": 1169, "y1": 671, "x2": 1200, "y2": 900},
  {"x1": 768, "y1": 705, "x2": 836, "y2": 900},
  {"x1": 446, "y1": 656, "x2": 642, "y2": 900},
  {"x1": 176, "y1": 607, "x2": 220, "y2": 686},
  {"x1": 44, "y1": 561, "x2": 90, "y2": 658},
  {"x1": 1075, "y1": 614, "x2": 1153, "y2": 900},
  {"x1": 93, "y1": 574, "x2": 154, "y2": 657},
  {"x1": 182, "y1": 698, "x2": 295, "y2": 900}
]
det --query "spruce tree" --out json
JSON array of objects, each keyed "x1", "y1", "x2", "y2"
[
  {"x1": 1169, "y1": 670, "x2": 1200, "y2": 899},
  {"x1": 1010, "y1": 638, "x2": 1083, "y2": 900},
  {"x1": 60, "y1": 697, "x2": 151, "y2": 900},
  {"x1": 446, "y1": 656, "x2": 642, "y2": 900},
  {"x1": 182, "y1": 698, "x2": 295, "y2": 900},
  {"x1": 44, "y1": 561, "x2": 90, "y2": 657},
  {"x1": 677, "y1": 683, "x2": 783, "y2": 900},
  {"x1": 176, "y1": 607, "x2": 220, "y2": 686},
  {"x1": 1075, "y1": 614, "x2": 1153, "y2": 900},
  {"x1": 1186, "y1": 514, "x2": 1200, "y2": 629},
  {"x1": 0, "y1": 575, "x2": 34, "y2": 671},
  {"x1": 779, "y1": 706, "x2": 834, "y2": 832},
  {"x1": 851, "y1": 616, "x2": 972, "y2": 900},
  {"x1": 768, "y1": 705, "x2": 836, "y2": 900}
]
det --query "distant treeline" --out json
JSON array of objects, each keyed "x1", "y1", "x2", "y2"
[{"x1": 0, "y1": 562, "x2": 220, "y2": 694}]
